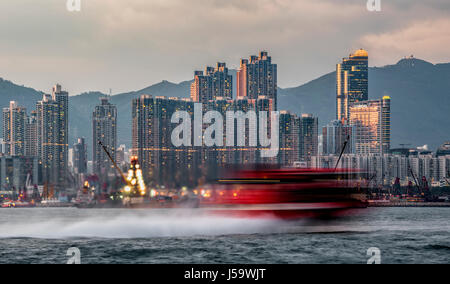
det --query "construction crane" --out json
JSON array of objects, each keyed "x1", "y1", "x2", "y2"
[
  {"x1": 98, "y1": 141, "x2": 127, "y2": 184},
  {"x1": 409, "y1": 167, "x2": 421, "y2": 193},
  {"x1": 99, "y1": 141, "x2": 146, "y2": 199},
  {"x1": 335, "y1": 135, "x2": 350, "y2": 170}
]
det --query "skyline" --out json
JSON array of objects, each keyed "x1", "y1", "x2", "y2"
[
  {"x1": 0, "y1": 50, "x2": 447, "y2": 98},
  {"x1": 1, "y1": 0, "x2": 450, "y2": 95}
]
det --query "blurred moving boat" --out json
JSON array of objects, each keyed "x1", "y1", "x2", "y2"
[
  {"x1": 196, "y1": 168, "x2": 367, "y2": 219},
  {"x1": 1, "y1": 200, "x2": 34, "y2": 208}
]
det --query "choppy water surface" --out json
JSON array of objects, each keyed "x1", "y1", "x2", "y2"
[{"x1": 0, "y1": 207, "x2": 448, "y2": 264}]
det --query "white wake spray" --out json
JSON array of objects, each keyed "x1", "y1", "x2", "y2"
[{"x1": 0, "y1": 209, "x2": 285, "y2": 239}]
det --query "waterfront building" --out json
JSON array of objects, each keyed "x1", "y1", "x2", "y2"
[
  {"x1": 2, "y1": 101, "x2": 27, "y2": 156},
  {"x1": 313, "y1": 152, "x2": 450, "y2": 187},
  {"x1": 203, "y1": 95, "x2": 277, "y2": 173},
  {"x1": 349, "y1": 96, "x2": 391, "y2": 155},
  {"x1": 92, "y1": 97, "x2": 117, "y2": 180},
  {"x1": 132, "y1": 95, "x2": 200, "y2": 187},
  {"x1": 279, "y1": 111, "x2": 301, "y2": 166},
  {"x1": 0, "y1": 156, "x2": 39, "y2": 191},
  {"x1": 73, "y1": 137, "x2": 87, "y2": 175},
  {"x1": 322, "y1": 120, "x2": 355, "y2": 155},
  {"x1": 299, "y1": 114, "x2": 318, "y2": 161},
  {"x1": 36, "y1": 85, "x2": 69, "y2": 190},
  {"x1": 25, "y1": 111, "x2": 38, "y2": 157}
]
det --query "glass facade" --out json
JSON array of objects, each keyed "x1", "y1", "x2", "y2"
[{"x1": 336, "y1": 49, "x2": 368, "y2": 124}]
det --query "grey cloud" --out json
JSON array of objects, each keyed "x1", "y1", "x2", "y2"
[{"x1": 0, "y1": 0, "x2": 448, "y2": 95}]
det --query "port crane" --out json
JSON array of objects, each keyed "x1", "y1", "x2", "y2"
[
  {"x1": 408, "y1": 166, "x2": 433, "y2": 200},
  {"x1": 444, "y1": 171, "x2": 450, "y2": 187}
]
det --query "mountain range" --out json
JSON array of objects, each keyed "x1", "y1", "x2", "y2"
[{"x1": 0, "y1": 57, "x2": 449, "y2": 157}]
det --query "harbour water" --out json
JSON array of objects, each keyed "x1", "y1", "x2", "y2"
[{"x1": 0, "y1": 207, "x2": 449, "y2": 264}]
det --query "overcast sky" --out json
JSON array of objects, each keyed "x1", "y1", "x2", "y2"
[{"x1": 1, "y1": 0, "x2": 449, "y2": 95}]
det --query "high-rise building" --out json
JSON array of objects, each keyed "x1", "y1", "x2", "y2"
[
  {"x1": 190, "y1": 62, "x2": 232, "y2": 103},
  {"x1": 237, "y1": 51, "x2": 277, "y2": 110},
  {"x1": 202, "y1": 96, "x2": 276, "y2": 171},
  {"x1": 279, "y1": 111, "x2": 300, "y2": 166},
  {"x1": 92, "y1": 97, "x2": 117, "y2": 179},
  {"x1": 25, "y1": 110, "x2": 38, "y2": 157},
  {"x1": 2, "y1": 101, "x2": 27, "y2": 156},
  {"x1": 314, "y1": 152, "x2": 450, "y2": 187},
  {"x1": 336, "y1": 49, "x2": 368, "y2": 123},
  {"x1": 0, "y1": 156, "x2": 39, "y2": 190},
  {"x1": 299, "y1": 114, "x2": 318, "y2": 161},
  {"x1": 349, "y1": 96, "x2": 391, "y2": 155},
  {"x1": 36, "y1": 84, "x2": 69, "y2": 189},
  {"x1": 132, "y1": 95, "x2": 200, "y2": 187},
  {"x1": 52, "y1": 84, "x2": 69, "y2": 188},
  {"x1": 322, "y1": 120, "x2": 355, "y2": 155},
  {"x1": 36, "y1": 94, "x2": 57, "y2": 185},
  {"x1": 73, "y1": 137, "x2": 87, "y2": 175}
]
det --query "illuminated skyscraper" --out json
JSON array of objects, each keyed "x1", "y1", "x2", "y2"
[
  {"x1": 336, "y1": 49, "x2": 368, "y2": 123},
  {"x1": 36, "y1": 84, "x2": 69, "y2": 189},
  {"x1": 36, "y1": 94, "x2": 57, "y2": 185},
  {"x1": 190, "y1": 62, "x2": 232, "y2": 103},
  {"x1": 93, "y1": 97, "x2": 117, "y2": 179},
  {"x1": 349, "y1": 96, "x2": 391, "y2": 155},
  {"x1": 52, "y1": 84, "x2": 69, "y2": 188},
  {"x1": 237, "y1": 51, "x2": 277, "y2": 110},
  {"x1": 132, "y1": 95, "x2": 199, "y2": 186},
  {"x1": 2, "y1": 101, "x2": 27, "y2": 156}
]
